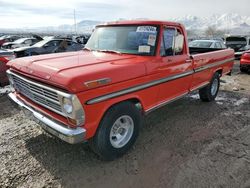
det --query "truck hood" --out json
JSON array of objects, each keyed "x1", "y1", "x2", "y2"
[{"x1": 7, "y1": 51, "x2": 147, "y2": 93}]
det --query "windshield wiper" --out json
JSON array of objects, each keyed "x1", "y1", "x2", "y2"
[{"x1": 97, "y1": 49, "x2": 122, "y2": 54}]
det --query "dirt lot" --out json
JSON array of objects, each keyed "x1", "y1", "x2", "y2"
[{"x1": 0, "y1": 61, "x2": 249, "y2": 188}]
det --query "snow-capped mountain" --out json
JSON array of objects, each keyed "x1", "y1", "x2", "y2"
[
  {"x1": 74, "y1": 13, "x2": 250, "y2": 34},
  {"x1": 171, "y1": 13, "x2": 250, "y2": 33},
  {"x1": 1, "y1": 13, "x2": 249, "y2": 35}
]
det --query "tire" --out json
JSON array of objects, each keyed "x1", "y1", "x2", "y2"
[
  {"x1": 240, "y1": 67, "x2": 248, "y2": 73},
  {"x1": 199, "y1": 72, "x2": 220, "y2": 102},
  {"x1": 89, "y1": 101, "x2": 142, "y2": 161}
]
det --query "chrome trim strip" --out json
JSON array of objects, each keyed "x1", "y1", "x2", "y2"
[
  {"x1": 86, "y1": 70, "x2": 194, "y2": 105},
  {"x1": 8, "y1": 93, "x2": 86, "y2": 144},
  {"x1": 190, "y1": 82, "x2": 209, "y2": 92},
  {"x1": 145, "y1": 92, "x2": 188, "y2": 114},
  {"x1": 194, "y1": 58, "x2": 234, "y2": 73},
  {"x1": 86, "y1": 57, "x2": 234, "y2": 105}
]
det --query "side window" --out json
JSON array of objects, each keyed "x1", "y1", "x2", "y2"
[
  {"x1": 24, "y1": 39, "x2": 32, "y2": 44},
  {"x1": 67, "y1": 41, "x2": 73, "y2": 46},
  {"x1": 163, "y1": 28, "x2": 175, "y2": 56},
  {"x1": 162, "y1": 28, "x2": 184, "y2": 56}
]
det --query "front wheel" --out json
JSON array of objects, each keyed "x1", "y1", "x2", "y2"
[
  {"x1": 199, "y1": 72, "x2": 220, "y2": 102},
  {"x1": 89, "y1": 101, "x2": 142, "y2": 161}
]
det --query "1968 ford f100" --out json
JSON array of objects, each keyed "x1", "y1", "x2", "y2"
[{"x1": 7, "y1": 20, "x2": 234, "y2": 160}]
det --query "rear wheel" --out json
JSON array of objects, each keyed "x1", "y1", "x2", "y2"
[
  {"x1": 89, "y1": 101, "x2": 142, "y2": 161},
  {"x1": 199, "y1": 72, "x2": 220, "y2": 102},
  {"x1": 240, "y1": 67, "x2": 248, "y2": 73}
]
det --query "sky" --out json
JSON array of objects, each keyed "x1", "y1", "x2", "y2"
[{"x1": 0, "y1": 0, "x2": 249, "y2": 28}]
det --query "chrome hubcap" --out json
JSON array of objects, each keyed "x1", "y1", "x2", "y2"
[
  {"x1": 211, "y1": 78, "x2": 218, "y2": 96},
  {"x1": 109, "y1": 115, "x2": 134, "y2": 148}
]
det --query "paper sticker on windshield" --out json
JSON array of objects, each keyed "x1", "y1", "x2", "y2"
[
  {"x1": 138, "y1": 45, "x2": 150, "y2": 53},
  {"x1": 136, "y1": 26, "x2": 157, "y2": 33},
  {"x1": 148, "y1": 35, "x2": 156, "y2": 46}
]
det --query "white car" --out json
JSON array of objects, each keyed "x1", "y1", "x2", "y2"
[
  {"x1": 1, "y1": 38, "x2": 40, "y2": 49},
  {"x1": 189, "y1": 40, "x2": 227, "y2": 49}
]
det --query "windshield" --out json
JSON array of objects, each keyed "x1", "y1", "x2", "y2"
[
  {"x1": 85, "y1": 25, "x2": 159, "y2": 55},
  {"x1": 32, "y1": 40, "x2": 49, "y2": 47},
  {"x1": 189, "y1": 41, "x2": 213, "y2": 48}
]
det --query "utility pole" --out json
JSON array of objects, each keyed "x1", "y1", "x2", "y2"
[{"x1": 74, "y1": 9, "x2": 77, "y2": 35}]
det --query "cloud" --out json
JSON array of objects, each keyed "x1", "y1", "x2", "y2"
[{"x1": 0, "y1": 0, "x2": 249, "y2": 28}]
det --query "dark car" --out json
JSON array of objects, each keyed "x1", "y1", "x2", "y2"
[
  {"x1": 13, "y1": 39, "x2": 84, "y2": 58},
  {"x1": 226, "y1": 36, "x2": 250, "y2": 59},
  {"x1": 74, "y1": 34, "x2": 91, "y2": 45},
  {"x1": 0, "y1": 35, "x2": 20, "y2": 47},
  {"x1": 0, "y1": 49, "x2": 15, "y2": 86}
]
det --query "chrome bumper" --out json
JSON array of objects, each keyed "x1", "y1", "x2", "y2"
[{"x1": 8, "y1": 92, "x2": 86, "y2": 144}]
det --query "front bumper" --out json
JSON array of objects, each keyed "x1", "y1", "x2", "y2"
[{"x1": 8, "y1": 92, "x2": 86, "y2": 144}]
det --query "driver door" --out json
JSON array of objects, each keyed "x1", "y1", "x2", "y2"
[{"x1": 157, "y1": 26, "x2": 193, "y2": 103}]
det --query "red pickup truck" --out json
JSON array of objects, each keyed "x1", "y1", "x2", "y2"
[
  {"x1": 7, "y1": 20, "x2": 234, "y2": 160},
  {"x1": 0, "y1": 50, "x2": 15, "y2": 87},
  {"x1": 240, "y1": 50, "x2": 250, "y2": 72}
]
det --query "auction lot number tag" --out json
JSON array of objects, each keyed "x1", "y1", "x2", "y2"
[{"x1": 136, "y1": 26, "x2": 157, "y2": 33}]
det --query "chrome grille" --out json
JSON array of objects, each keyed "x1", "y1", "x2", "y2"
[{"x1": 11, "y1": 73, "x2": 64, "y2": 115}]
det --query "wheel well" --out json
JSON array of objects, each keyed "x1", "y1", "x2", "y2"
[
  {"x1": 216, "y1": 69, "x2": 223, "y2": 77},
  {"x1": 106, "y1": 98, "x2": 144, "y2": 115}
]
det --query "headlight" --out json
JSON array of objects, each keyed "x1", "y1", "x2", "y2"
[
  {"x1": 61, "y1": 95, "x2": 85, "y2": 127},
  {"x1": 63, "y1": 98, "x2": 73, "y2": 114}
]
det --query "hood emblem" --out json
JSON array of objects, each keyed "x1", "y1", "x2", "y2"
[{"x1": 84, "y1": 78, "x2": 111, "y2": 88}]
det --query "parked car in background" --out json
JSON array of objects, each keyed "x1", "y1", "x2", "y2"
[
  {"x1": 1, "y1": 35, "x2": 43, "y2": 49},
  {"x1": 13, "y1": 39, "x2": 84, "y2": 58},
  {"x1": 7, "y1": 20, "x2": 234, "y2": 160},
  {"x1": 240, "y1": 50, "x2": 250, "y2": 73},
  {"x1": 225, "y1": 36, "x2": 250, "y2": 59},
  {"x1": 74, "y1": 34, "x2": 91, "y2": 45},
  {"x1": 189, "y1": 40, "x2": 227, "y2": 49},
  {"x1": 0, "y1": 50, "x2": 15, "y2": 86},
  {"x1": 0, "y1": 35, "x2": 20, "y2": 47},
  {"x1": 2, "y1": 38, "x2": 38, "y2": 49}
]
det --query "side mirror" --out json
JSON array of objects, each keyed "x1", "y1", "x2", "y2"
[
  {"x1": 174, "y1": 34, "x2": 184, "y2": 53},
  {"x1": 44, "y1": 44, "x2": 49, "y2": 48}
]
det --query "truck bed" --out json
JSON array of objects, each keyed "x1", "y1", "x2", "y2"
[
  {"x1": 189, "y1": 48, "x2": 235, "y2": 91},
  {"x1": 189, "y1": 47, "x2": 225, "y2": 55}
]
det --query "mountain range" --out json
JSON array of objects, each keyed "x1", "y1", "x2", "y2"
[{"x1": 1, "y1": 13, "x2": 250, "y2": 35}]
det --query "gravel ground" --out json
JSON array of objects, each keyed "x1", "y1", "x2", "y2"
[{"x1": 0, "y1": 61, "x2": 249, "y2": 188}]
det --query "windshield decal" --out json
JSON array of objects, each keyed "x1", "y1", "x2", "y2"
[
  {"x1": 148, "y1": 35, "x2": 156, "y2": 46},
  {"x1": 136, "y1": 26, "x2": 157, "y2": 33},
  {"x1": 138, "y1": 45, "x2": 150, "y2": 53}
]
